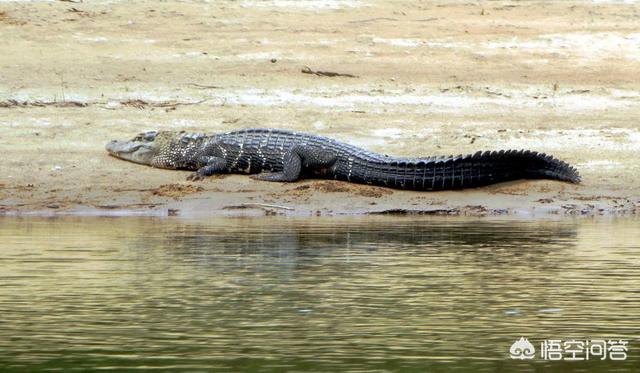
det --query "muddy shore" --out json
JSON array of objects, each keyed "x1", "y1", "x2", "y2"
[{"x1": 1, "y1": 0, "x2": 639, "y2": 218}]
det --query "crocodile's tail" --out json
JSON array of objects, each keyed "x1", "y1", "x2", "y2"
[
  {"x1": 465, "y1": 149, "x2": 581, "y2": 186},
  {"x1": 361, "y1": 150, "x2": 580, "y2": 191},
  {"x1": 519, "y1": 151, "x2": 581, "y2": 184}
]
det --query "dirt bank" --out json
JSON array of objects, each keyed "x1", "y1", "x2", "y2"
[{"x1": 1, "y1": 0, "x2": 639, "y2": 217}]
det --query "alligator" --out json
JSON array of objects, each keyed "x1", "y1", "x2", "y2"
[{"x1": 106, "y1": 128, "x2": 580, "y2": 190}]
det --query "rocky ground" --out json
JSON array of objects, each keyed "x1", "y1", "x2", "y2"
[{"x1": 1, "y1": 0, "x2": 639, "y2": 217}]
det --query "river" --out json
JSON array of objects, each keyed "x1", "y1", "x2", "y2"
[{"x1": 0, "y1": 217, "x2": 638, "y2": 372}]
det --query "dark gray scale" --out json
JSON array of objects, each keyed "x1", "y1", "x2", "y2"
[
  {"x1": 348, "y1": 157, "x2": 368, "y2": 184},
  {"x1": 440, "y1": 158, "x2": 451, "y2": 191},
  {"x1": 261, "y1": 131, "x2": 284, "y2": 172},
  {"x1": 228, "y1": 130, "x2": 247, "y2": 171},
  {"x1": 405, "y1": 160, "x2": 417, "y2": 190},
  {"x1": 417, "y1": 160, "x2": 428, "y2": 190},
  {"x1": 392, "y1": 160, "x2": 404, "y2": 189},
  {"x1": 445, "y1": 158, "x2": 456, "y2": 189},
  {"x1": 450, "y1": 156, "x2": 460, "y2": 189},
  {"x1": 458, "y1": 154, "x2": 471, "y2": 188},
  {"x1": 382, "y1": 160, "x2": 394, "y2": 186},
  {"x1": 253, "y1": 130, "x2": 271, "y2": 172}
]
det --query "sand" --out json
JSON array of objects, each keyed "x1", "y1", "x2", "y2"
[{"x1": 1, "y1": 0, "x2": 639, "y2": 217}]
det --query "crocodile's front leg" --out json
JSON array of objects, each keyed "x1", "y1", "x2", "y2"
[
  {"x1": 187, "y1": 156, "x2": 227, "y2": 181},
  {"x1": 253, "y1": 145, "x2": 336, "y2": 182}
]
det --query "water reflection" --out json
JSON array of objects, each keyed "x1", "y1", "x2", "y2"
[{"x1": 0, "y1": 217, "x2": 638, "y2": 372}]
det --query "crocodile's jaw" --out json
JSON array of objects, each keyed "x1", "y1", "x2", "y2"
[{"x1": 106, "y1": 140, "x2": 156, "y2": 166}]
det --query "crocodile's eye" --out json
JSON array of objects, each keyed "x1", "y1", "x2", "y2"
[{"x1": 144, "y1": 131, "x2": 158, "y2": 141}]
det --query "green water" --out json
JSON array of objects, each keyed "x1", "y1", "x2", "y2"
[{"x1": 0, "y1": 217, "x2": 638, "y2": 372}]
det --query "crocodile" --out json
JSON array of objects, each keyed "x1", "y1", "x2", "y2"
[{"x1": 106, "y1": 128, "x2": 580, "y2": 190}]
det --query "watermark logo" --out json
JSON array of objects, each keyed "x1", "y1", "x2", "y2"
[
  {"x1": 509, "y1": 337, "x2": 536, "y2": 360},
  {"x1": 510, "y1": 338, "x2": 629, "y2": 361}
]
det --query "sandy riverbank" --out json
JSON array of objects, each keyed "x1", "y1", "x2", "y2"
[{"x1": 1, "y1": 0, "x2": 638, "y2": 217}]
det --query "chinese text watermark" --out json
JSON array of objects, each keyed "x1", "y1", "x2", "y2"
[{"x1": 510, "y1": 337, "x2": 628, "y2": 361}]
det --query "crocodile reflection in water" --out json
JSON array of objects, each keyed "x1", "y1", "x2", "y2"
[{"x1": 148, "y1": 219, "x2": 577, "y2": 270}]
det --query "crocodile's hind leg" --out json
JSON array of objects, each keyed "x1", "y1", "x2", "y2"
[
  {"x1": 187, "y1": 156, "x2": 227, "y2": 181},
  {"x1": 253, "y1": 145, "x2": 336, "y2": 182}
]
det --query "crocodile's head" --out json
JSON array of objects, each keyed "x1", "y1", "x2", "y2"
[
  {"x1": 107, "y1": 130, "x2": 190, "y2": 169},
  {"x1": 106, "y1": 131, "x2": 159, "y2": 166},
  {"x1": 107, "y1": 131, "x2": 208, "y2": 169}
]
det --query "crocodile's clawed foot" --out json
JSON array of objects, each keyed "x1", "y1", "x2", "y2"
[{"x1": 187, "y1": 172, "x2": 205, "y2": 181}]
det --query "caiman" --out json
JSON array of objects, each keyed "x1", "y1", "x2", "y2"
[{"x1": 106, "y1": 128, "x2": 580, "y2": 190}]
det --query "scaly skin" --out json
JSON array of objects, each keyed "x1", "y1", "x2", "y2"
[{"x1": 106, "y1": 128, "x2": 580, "y2": 190}]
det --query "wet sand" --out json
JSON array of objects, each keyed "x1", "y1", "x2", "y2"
[{"x1": 1, "y1": 0, "x2": 639, "y2": 217}]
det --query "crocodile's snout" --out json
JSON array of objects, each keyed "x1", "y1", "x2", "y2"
[
  {"x1": 105, "y1": 140, "x2": 116, "y2": 153},
  {"x1": 105, "y1": 139, "x2": 124, "y2": 155},
  {"x1": 106, "y1": 139, "x2": 138, "y2": 154}
]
